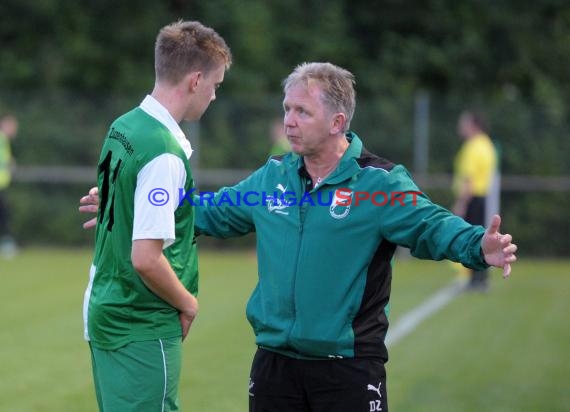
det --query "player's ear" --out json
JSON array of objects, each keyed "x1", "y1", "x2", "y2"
[{"x1": 186, "y1": 72, "x2": 202, "y2": 93}]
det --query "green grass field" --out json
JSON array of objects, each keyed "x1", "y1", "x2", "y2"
[{"x1": 0, "y1": 249, "x2": 568, "y2": 411}]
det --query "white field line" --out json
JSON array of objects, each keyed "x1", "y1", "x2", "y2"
[{"x1": 385, "y1": 278, "x2": 468, "y2": 348}]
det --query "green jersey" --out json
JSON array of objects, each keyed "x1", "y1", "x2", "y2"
[{"x1": 84, "y1": 97, "x2": 197, "y2": 350}]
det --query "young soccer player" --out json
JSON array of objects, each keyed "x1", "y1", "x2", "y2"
[{"x1": 83, "y1": 21, "x2": 231, "y2": 412}]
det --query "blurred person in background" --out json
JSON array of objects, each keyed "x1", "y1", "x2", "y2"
[
  {"x1": 0, "y1": 112, "x2": 18, "y2": 258},
  {"x1": 452, "y1": 109, "x2": 498, "y2": 291}
]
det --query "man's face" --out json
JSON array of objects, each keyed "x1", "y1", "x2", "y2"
[
  {"x1": 184, "y1": 64, "x2": 226, "y2": 122},
  {"x1": 282, "y1": 82, "x2": 333, "y2": 156}
]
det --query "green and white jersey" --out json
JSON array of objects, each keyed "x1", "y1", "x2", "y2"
[{"x1": 83, "y1": 95, "x2": 197, "y2": 350}]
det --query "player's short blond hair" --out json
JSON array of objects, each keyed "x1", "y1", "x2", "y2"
[
  {"x1": 283, "y1": 62, "x2": 356, "y2": 131},
  {"x1": 155, "y1": 20, "x2": 232, "y2": 85}
]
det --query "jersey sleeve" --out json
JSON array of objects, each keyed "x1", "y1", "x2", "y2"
[
  {"x1": 132, "y1": 153, "x2": 186, "y2": 248},
  {"x1": 377, "y1": 165, "x2": 488, "y2": 270},
  {"x1": 194, "y1": 167, "x2": 266, "y2": 238}
]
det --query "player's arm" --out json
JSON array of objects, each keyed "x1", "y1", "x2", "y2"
[
  {"x1": 132, "y1": 153, "x2": 198, "y2": 338},
  {"x1": 131, "y1": 239, "x2": 198, "y2": 339}
]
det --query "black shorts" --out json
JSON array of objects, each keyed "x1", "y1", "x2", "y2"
[{"x1": 249, "y1": 348, "x2": 388, "y2": 412}]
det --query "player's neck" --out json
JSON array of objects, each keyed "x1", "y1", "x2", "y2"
[{"x1": 150, "y1": 86, "x2": 186, "y2": 124}]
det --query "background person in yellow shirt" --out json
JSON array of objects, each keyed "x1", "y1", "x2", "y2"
[
  {"x1": 452, "y1": 109, "x2": 498, "y2": 291},
  {"x1": 0, "y1": 112, "x2": 19, "y2": 258}
]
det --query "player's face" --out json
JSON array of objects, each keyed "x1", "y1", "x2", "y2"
[
  {"x1": 282, "y1": 83, "x2": 334, "y2": 157},
  {"x1": 185, "y1": 64, "x2": 226, "y2": 122}
]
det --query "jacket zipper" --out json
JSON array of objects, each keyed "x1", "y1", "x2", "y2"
[{"x1": 286, "y1": 184, "x2": 310, "y2": 349}]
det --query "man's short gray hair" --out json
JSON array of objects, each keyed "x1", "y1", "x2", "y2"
[{"x1": 283, "y1": 62, "x2": 356, "y2": 132}]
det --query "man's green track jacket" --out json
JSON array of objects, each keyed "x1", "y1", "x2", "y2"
[{"x1": 195, "y1": 133, "x2": 488, "y2": 361}]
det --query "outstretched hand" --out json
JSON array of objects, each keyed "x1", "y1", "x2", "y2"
[
  {"x1": 78, "y1": 186, "x2": 99, "y2": 229},
  {"x1": 481, "y1": 215, "x2": 517, "y2": 278}
]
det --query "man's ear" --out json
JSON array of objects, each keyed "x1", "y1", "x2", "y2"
[
  {"x1": 186, "y1": 72, "x2": 202, "y2": 93},
  {"x1": 330, "y1": 113, "x2": 347, "y2": 135}
]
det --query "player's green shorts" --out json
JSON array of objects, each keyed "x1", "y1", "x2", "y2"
[{"x1": 90, "y1": 337, "x2": 182, "y2": 412}]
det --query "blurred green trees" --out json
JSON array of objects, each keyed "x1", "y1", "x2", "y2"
[
  {"x1": 0, "y1": 0, "x2": 568, "y2": 255},
  {"x1": 2, "y1": 1, "x2": 568, "y2": 104}
]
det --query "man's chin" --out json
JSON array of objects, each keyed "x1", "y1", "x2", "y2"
[{"x1": 289, "y1": 143, "x2": 304, "y2": 156}]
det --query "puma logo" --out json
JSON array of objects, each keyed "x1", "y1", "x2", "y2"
[
  {"x1": 367, "y1": 382, "x2": 382, "y2": 398},
  {"x1": 266, "y1": 184, "x2": 291, "y2": 215}
]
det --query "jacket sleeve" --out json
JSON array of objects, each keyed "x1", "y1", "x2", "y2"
[
  {"x1": 377, "y1": 165, "x2": 489, "y2": 271},
  {"x1": 193, "y1": 167, "x2": 264, "y2": 238}
]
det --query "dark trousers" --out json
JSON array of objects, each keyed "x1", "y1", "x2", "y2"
[
  {"x1": 249, "y1": 348, "x2": 388, "y2": 412},
  {"x1": 0, "y1": 190, "x2": 10, "y2": 237},
  {"x1": 465, "y1": 196, "x2": 488, "y2": 285}
]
